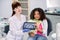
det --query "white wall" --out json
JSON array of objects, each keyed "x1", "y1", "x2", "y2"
[
  {"x1": 47, "y1": 0, "x2": 60, "y2": 8},
  {"x1": 29, "y1": 0, "x2": 47, "y2": 13},
  {"x1": 0, "y1": 0, "x2": 12, "y2": 18},
  {"x1": 29, "y1": 0, "x2": 60, "y2": 13}
]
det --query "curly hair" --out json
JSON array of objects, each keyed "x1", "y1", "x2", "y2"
[{"x1": 30, "y1": 8, "x2": 46, "y2": 20}]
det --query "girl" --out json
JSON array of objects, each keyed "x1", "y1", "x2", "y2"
[
  {"x1": 6, "y1": 2, "x2": 26, "y2": 40},
  {"x1": 28, "y1": 8, "x2": 48, "y2": 40}
]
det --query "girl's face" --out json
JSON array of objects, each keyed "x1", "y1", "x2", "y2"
[
  {"x1": 14, "y1": 6, "x2": 22, "y2": 14},
  {"x1": 34, "y1": 11, "x2": 40, "y2": 20}
]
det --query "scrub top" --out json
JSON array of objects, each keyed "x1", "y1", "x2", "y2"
[{"x1": 6, "y1": 14, "x2": 26, "y2": 40}]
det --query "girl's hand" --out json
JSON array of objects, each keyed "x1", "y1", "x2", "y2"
[{"x1": 35, "y1": 22, "x2": 40, "y2": 28}]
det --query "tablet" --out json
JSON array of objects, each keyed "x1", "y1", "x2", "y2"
[{"x1": 23, "y1": 22, "x2": 36, "y2": 30}]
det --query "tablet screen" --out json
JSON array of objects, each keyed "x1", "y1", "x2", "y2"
[{"x1": 23, "y1": 22, "x2": 36, "y2": 30}]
